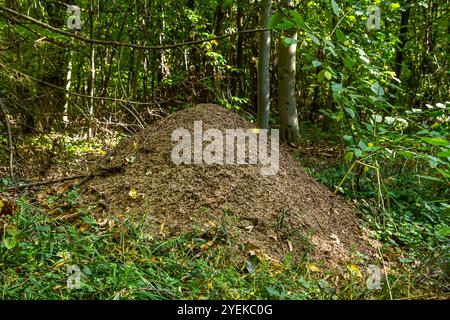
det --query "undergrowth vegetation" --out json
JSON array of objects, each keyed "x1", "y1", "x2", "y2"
[{"x1": 0, "y1": 166, "x2": 448, "y2": 300}]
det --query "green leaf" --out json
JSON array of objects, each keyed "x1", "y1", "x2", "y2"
[
  {"x1": 277, "y1": 20, "x2": 296, "y2": 30},
  {"x1": 359, "y1": 141, "x2": 367, "y2": 151},
  {"x1": 437, "y1": 168, "x2": 450, "y2": 178},
  {"x1": 416, "y1": 175, "x2": 443, "y2": 182},
  {"x1": 312, "y1": 60, "x2": 321, "y2": 68},
  {"x1": 398, "y1": 150, "x2": 414, "y2": 159},
  {"x1": 344, "y1": 58, "x2": 354, "y2": 68},
  {"x1": 343, "y1": 135, "x2": 352, "y2": 141},
  {"x1": 283, "y1": 37, "x2": 297, "y2": 45},
  {"x1": 421, "y1": 137, "x2": 449, "y2": 147},
  {"x1": 354, "y1": 149, "x2": 363, "y2": 158},
  {"x1": 371, "y1": 83, "x2": 385, "y2": 96},
  {"x1": 4, "y1": 237, "x2": 17, "y2": 250},
  {"x1": 336, "y1": 29, "x2": 346, "y2": 41},
  {"x1": 266, "y1": 287, "x2": 281, "y2": 297},
  {"x1": 331, "y1": 0, "x2": 340, "y2": 16},
  {"x1": 289, "y1": 10, "x2": 306, "y2": 29},
  {"x1": 331, "y1": 82, "x2": 345, "y2": 92},
  {"x1": 324, "y1": 70, "x2": 332, "y2": 80},
  {"x1": 268, "y1": 13, "x2": 283, "y2": 29},
  {"x1": 437, "y1": 150, "x2": 450, "y2": 158},
  {"x1": 308, "y1": 33, "x2": 320, "y2": 45},
  {"x1": 246, "y1": 260, "x2": 255, "y2": 274},
  {"x1": 436, "y1": 227, "x2": 450, "y2": 236},
  {"x1": 345, "y1": 107, "x2": 355, "y2": 119},
  {"x1": 344, "y1": 152, "x2": 354, "y2": 162},
  {"x1": 2, "y1": 178, "x2": 11, "y2": 186}
]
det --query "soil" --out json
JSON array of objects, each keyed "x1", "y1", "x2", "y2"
[{"x1": 80, "y1": 104, "x2": 375, "y2": 266}]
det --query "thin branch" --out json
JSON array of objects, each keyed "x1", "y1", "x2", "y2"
[
  {"x1": 0, "y1": 6, "x2": 267, "y2": 51},
  {"x1": 0, "y1": 97, "x2": 14, "y2": 181},
  {"x1": 8, "y1": 174, "x2": 94, "y2": 189}
]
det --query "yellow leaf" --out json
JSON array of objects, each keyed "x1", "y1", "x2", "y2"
[
  {"x1": 0, "y1": 200, "x2": 4, "y2": 210},
  {"x1": 252, "y1": 128, "x2": 260, "y2": 134},
  {"x1": 200, "y1": 240, "x2": 214, "y2": 252},
  {"x1": 128, "y1": 188, "x2": 138, "y2": 199},
  {"x1": 246, "y1": 242, "x2": 261, "y2": 256},
  {"x1": 159, "y1": 221, "x2": 166, "y2": 237},
  {"x1": 308, "y1": 264, "x2": 320, "y2": 272},
  {"x1": 207, "y1": 280, "x2": 213, "y2": 290},
  {"x1": 52, "y1": 260, "x2": 66, "y2": 270},
  {"x1": 347, "y1": 264, "x2": 363, "y2": 278}
]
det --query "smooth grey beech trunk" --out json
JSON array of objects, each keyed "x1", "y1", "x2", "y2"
[
  {"x1": 277, "y1": 1, "x2": 300, "y2": 144},
  {"x1": 257, "y1": 0, "x2": 272, "y2": 130}
]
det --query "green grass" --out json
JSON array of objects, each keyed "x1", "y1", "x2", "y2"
[
  {"x1": 1, "y1": 190, "x2": 447, "y2": 300},
  {"x1": 1, "y1": 126, "x2": 448, "y2": 300}
]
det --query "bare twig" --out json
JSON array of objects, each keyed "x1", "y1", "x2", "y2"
[
  {"x1": 9, "y1": 174, "x2": 95, "y2": 190},
  {"x1": 0, "y1": 6, "x2": 267, "y2": 51},
  {"x1": 0, "y1": 97, "x2": 14, "y2": 181}
]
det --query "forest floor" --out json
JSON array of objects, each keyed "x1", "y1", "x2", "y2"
[{"x1": 0, "y1": 104, "x2": 448, "y2": 299}]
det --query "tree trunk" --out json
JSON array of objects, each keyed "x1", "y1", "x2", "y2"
[
  {"x1": 394, "y1": 5, "x2": 410, "y2": 78},
  {"x1": 257, "y1": 0, "x2": 272, "y2": 129},
  {"x1": 88, "y1": 0, "x2": 96, "y2": 138},
  {"x1": 277, "y1": 1, "x2": 300, "y2": 144}
]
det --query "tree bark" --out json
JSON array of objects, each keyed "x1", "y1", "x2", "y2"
[
  {"x1": 395, "y1": 5, "x2": 410, "y2": 78},
  {"x1": 257, "y1": 0, "x2": 272, "y2": 129},
  {"x1": 278, "y1": 1, "x2": 300, "y2": 144}
]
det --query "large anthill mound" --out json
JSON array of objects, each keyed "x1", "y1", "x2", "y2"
[{"x1": 80, "y1": 104, "x2": 374, "y2": 265}]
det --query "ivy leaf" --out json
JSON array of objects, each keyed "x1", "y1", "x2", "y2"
[{"x1": 331, "y1": 0, "x2": 340, "y2": 16}]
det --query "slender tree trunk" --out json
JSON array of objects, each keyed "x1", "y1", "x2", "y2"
[
  {"x1": 257, "y1": 0, "x2": 271, "y2": 129},
  {"x1": 278, "y1": 1, "x2": 300, "y2": 144},
  {"x1": 395, "y1": 5, "x2": 410, "y2": 78},
  {"x1": 231, "y1": 0, "x2": 244, "y2": 97},
  {"x1": 88, "y1": 0, "x2": 96, "y2": 138},
  {"x1": 159, "y1": 4, "x2": 170, "y2": 81},
  {"x1": 63, "y1": 56, "x2": 73, "y2": 125}
]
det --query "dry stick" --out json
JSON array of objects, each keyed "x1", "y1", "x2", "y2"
[
  {"x1": 0, "y1": 97, "x2": 14, "y2": 181},
  {"x1": 9, "y1": 174, "x2": 97, "y2": 190},
  {"x1": 377, "y1": 246, "x2": 393, "y2": 300},
  {"x1": 0, "y1": 6, "x2": 267, "y2": 51}
]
